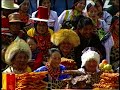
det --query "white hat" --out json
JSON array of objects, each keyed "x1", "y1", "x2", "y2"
[
  {"x1": 1, "y1": 0, "x2": 19, "y2": 9},
  {"x1": 81, "y1": 50, "x2": 100, "y2": 67}
]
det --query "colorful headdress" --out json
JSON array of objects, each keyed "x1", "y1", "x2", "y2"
[
  {"x1": 5, "y1": 38, "x2": 32, "y2": 65},
  {"x1": 51, "y1": 29, "x2": 80, "y2": 47}
]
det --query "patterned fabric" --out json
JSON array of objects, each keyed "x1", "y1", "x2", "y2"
[
  {"x1": 110, "y1": 47, "x2": 119, "y2": 70},
  {"x1": 45, "y1": 63, "x2": 60, "y2": 80},
  {"x1": 34, "y1": 32, "x2": 51, "y2": 57},
  {"x1": 47, "y1": 80, "x2": 67, "y2": 89}
]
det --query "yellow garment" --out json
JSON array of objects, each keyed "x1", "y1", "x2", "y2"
[
  {"x1": 26, "y1": 66, "x2": 32, "y2": 72},
  {"x1": 27, "y1": 27, "x2": 54, "y2": 37}
]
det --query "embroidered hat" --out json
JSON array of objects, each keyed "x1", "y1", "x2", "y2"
[
  {"x1": 1, "y1": 0, "x2": 19, "y2": 9},
  {"x1": 30, "y1": 6, "x2": 54, "y2": 22},
  {"x1": 8, "y1": 12, "x2": 24, "y2": 23},
  {"x1": 1, "y1": 17, "x2": 12, "y2": 36},
  {"x1": 81, "y1": 49, "x2": 100, "y2": 67},
  {"x1": 5, "y1": 38, "x2": 32, "y2": 65},
  {"x1": 51, "y1": 29, "x2": 80, "y2": 47}
]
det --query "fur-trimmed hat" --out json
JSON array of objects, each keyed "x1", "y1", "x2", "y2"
[
  {"x1": 5, "y1": 38, "x2": 32, "y2": 65},
  {"x1": 81, "y1": 49, "x2": 100, "y2": 67},
  {"x1": 51, "y1": 29, "x2": 80, "y2": 47}
]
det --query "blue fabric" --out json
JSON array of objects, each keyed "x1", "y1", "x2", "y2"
[
  {"x1": 51, "y1": 0, "x2": 74, "y2": 16},
  {"x1": 34, "y1": 64, "x2": 70, "y2": 80},
  {"x1": 28, "y1": 0, "x2": 37, "y2": 15}
]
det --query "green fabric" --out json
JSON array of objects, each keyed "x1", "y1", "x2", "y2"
[
  {"x1": 64, "y1": 10, "x2": 69, "y2": 21},
  {"x1": 97, "y1": 28, "x2": 106, "y2": 41}
]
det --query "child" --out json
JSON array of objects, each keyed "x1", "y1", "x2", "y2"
[{"x1": 26, "y1": 37, "x2": 43, "y2": 71}]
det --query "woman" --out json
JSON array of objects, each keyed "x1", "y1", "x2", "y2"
[
  {"x1": 94, "y1": 0, "x2": 112, "y2": 26},
  {"x1": 34, "y1": 48, "x2": 70, "y2": 89},
  {"x1": 3, "y1": 38, "x2": 32, "y2": 74},
  {"x1": 74, "y1": 16, "x2": 106, "y2": 68},
  {"x1": 104, "y1": 16, "x2": 119, "y2": 70},
  {"x1": 58, "y1": 0, "x2": 86, "y2": 28},
  {"x1": 86, "y1": 3, "x2": 109, "y2": 30},
  {"x1": 51, "y1": 29, "x2": 80, "y2": 63},
  {"x1": 32, "y1": 0, "x2": 60, "y2": 32},
  {"x1": 18, "y1": 0, "x2": 33, "y2": 27}
]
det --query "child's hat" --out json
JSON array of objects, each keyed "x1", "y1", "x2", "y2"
[{"x1": 30, "y1": 6, "x2": 54, "y2": 22}]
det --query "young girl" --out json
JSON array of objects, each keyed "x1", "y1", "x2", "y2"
[
  {"x1": 26, "y1": 37, "x2": 43, "y2": 71},
  {"x1": 34, "y1": 48, "x2": 70, "y2": 89},
  {"x1": 94, "y1": 0, "x2": 112, "y2": 26},
  {"x1": 27, "y1": 6, "x2": 54, "y2": 63}
]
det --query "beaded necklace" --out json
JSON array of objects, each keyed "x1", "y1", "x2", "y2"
[{"x1": 46, "y1": 63, "x2": 60, "y2": 80}]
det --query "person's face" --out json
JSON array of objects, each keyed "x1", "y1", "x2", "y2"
[
  {"x1": 85, "y1": 59, "x2": 98, "y2": 73},
  {"x1": 12, "y1": 52, "x2": 29, "y2": 70},
  {"x1": 79, "y1": 25, "x2": 94, "y2": 38},
  {"x1": 95, "y1": 2, "x2": 102, "y2": 13},
  {"x1": 87, "y1": 6, "x2": 98, "y2": 19},
  {"x1": 27, "y1": 38, "x2": 37, "y2": 52},
  {"x1": 41, "y1": 0, "x2": 51, "y2": 10},
  {"x1": 59, "y1": 41, "x2": 73, "y2": 55},
  {"x1": 50, "y1": 51, "x2": 61, "y2": 67},
  {"x1": 9, "y1": 22, "x2": 21, "y2": 35},
  {"x1": 20, "y1": 1, "x2": 29, "y2": 12},
  {"x1": 36, "y1": 22, "x2": 48, "y2": 35},
  {"x1": 75, "y1": 1, "x2": 86, "y2": 12}
]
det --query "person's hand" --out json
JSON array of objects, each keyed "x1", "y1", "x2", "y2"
[{"x1": 62, "y1": 70, "x2": 81, "y2": 74}]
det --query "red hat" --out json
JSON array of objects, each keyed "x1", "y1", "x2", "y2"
[
  {"x1": 30, "y1": 6, "x2": 54, "y2": 22},
  {"x1": 1, "y1": 17, "x2": 12, "y2": 36}
]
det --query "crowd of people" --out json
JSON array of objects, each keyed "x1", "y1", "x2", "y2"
[{"x1": 1, "y1": 0, "x2": 119, "y2": 89}]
